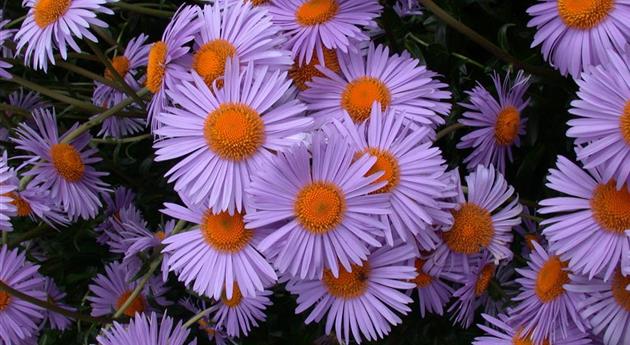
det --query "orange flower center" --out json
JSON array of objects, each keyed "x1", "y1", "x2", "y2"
[
  {"x1": 289, "y1": 48, "x2": 340, "y2": 91},
  {"x1": 249, "y1": 0, "x2": 270, "y2": 5},
  {"x1": 203, "y1": 103, "x2": 265, "y2": 161},
  {"x1": 494, "y1": 106, "x2": 520, "y2": 146},
  {"x1": 221, "y1": 284, "x2": 243, "y2": 308},
  {"x1": 620, "y1": 100, "x2": 630, "y2": 145},
  {"x1": 50, "y1": 143, "x2": 85, "y2": 182},
  {"x1": 115, "y1": 291, "x2": 147, "y2": 317},
  {"x1": 154, "y1": 231, "x2": 166, "y2": 241},
  {"x1": 611, "y1": 268, "x2": 630, "y2": 312},
  {"x1": 34, "y1": 0, "x2": 71, "y2": 28},
  {"x1": 443, "y1": 203, "x2": 495, "y2": 255},
  {"x1": 411, "y1": 259, "x2": 433, "y2": 288},
  {"x1": 294, "y1": 182, "x2": 346, "y2": 234},
  {"x1": 535, "y1": 256, "x2": 569, "y2": 303},
  {"x1": 0, "y1": 289, "x2": 10, "y2": 311},
  {"x1": 590, "y1": 181, "x2": 630, "y2": 234},
  {"x1": 474, "y1": 263, "x2": 496, "y2": 297},
  {"x1": 146, "y1": 41, "x2": 168, "y2": 94},
  {"x1": 104, "y1": 56, "x2": 130, "y2": 81},
  {"x1": 6, "y1": 192, "x2": 32, "y2": 217},
  {"x1": 198, "y1": 319, "x2": 217, "y2": 335},
  {"x1": 296, "y1": 0, "x2": 339, "y2": 26},
  {"x1": 200, "y1": 211, "x2": 254, "y2": 253},
  {"x1": 323, "y1": 262, "x2": 370, "y2": 299},
  {"x1": 193, "y1": 39, "x2": 237, "y2": 88},
  {"x1": 524, "y1": 234, "x2": 540, "y2": 251},
  {"x1": 512, "y1": 329, "x2": 551, "y2": 345},
  {"x1": 341, "y1": 77, "x2": 391, "y2": 123},
  {"x1": 360, "y1": 148, "x2": 400, "y2": 194},
  {"x1": 557, "y1": 0, "x2": 614, "y2": 30}
]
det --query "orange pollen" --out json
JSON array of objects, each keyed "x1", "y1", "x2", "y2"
[
  {"x1": 146, "y1": 41, "x2": 168, "y2": 94},
  {"x1": 294, "y1": 182, "x2": 346, "y2": 234},
  {"x1": 443, "y1": 203, "x2": 495, "y2": 255},
  {"x1": 34, "y1": 0, "x2": 72, "y2": 28},
  {"x1": 221, "y1": 284, "x2": 243, "y2": 308},
  {"x1": 474, "y1": 263, "x2": 496, "y2": 297},
  {"x1": 590, "y1": 181, "x2": 630, "y2": 234},
  {"x1": 115, "y1": 291, "x2": 147, "y2": 317},
  {"x1": 104, "y1": 56, "x2": 130, "y2": 81},
  {"x1": 50, "y1": 143, "x2": 85, "y2": 182},
  {"x1": 6, "y1": 192, "x2": 32, "y2": 217},
  {"x1": 524, "y1": 234, "x2": 540, "y2": 251},
  {"x1": 361, "y1": 148, "x2": 400, "y2": 194},
  {"x1": 535, "y1": 256, "x2": 569, "y2": 303},
  {"x1": 192, "y1": 39, "x2": 237, "y2": 88},
  {"x1": 154, "y1": 231, "x2": 166, "y2": 241},
  {"x1": 341, "y1": 77, "x2": 391, "y2": 123},
  {"x1": 494, "y1": 106, "x2": 521, "y2": 146},
  {"x1": 296, "y1": 0, "x2": 339, "y2": 26},
  {"x1": 620, "y1": 100, "x2": 630, "y2": 145},
  {"x1": 249, "y1": 0, "x2": 270, "y2": 5},
  {"x1": 200, "y1": 211, "x2": 254, "y2": 253},
  {"x1": 203, "y1": 103, "x2": 265, "y2": 161},
  {"x1": 198, "y1": 319, "x2": 217, "y2": 335},
  {"x1": 289, "y1": 48, "x2": 340, "y2": 91},
  {"x1": 411, "y1": 259, "x2": 433, "y2": 288},
  {"x1": 322, "y1": 262, "x2": 370, "y2": 299},
  {"x1": 611, "y1": 268, "x2": 630, "y2": 312},
  {"x1": 512, "y1": 329, "x2": 551, "y2": 345},
  {"x1": 557, "y1": 0, "x2": 614, "y2": 30},
  {"x1": 0, "y1": 288, "x2": 10, "y2": 311}
]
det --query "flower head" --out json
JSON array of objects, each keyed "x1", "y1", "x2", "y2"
[
  {"x1": 180, "y1": 297, "x2": 229, "y2": 345},
  {"x1": 3, "y1": 182, "x2": 69, "y2": 229},
  {"x1": 7, "y1": 89, "x2": 51, "y2": 117},
  {"x1": 0, "y1": 18, "x2": 13, "y2": 79},
  {"x1": 41, "y1": 278, "x2": 74, "y2": 330},
  {"x1": 95, "y1": 186, "x2": 136, "y2": 244},
  {"x1": 209, "y1": 284, "x2": 272, "y2": 337},
  {"x1": 0, "y1": 151, "x2": 17, "y2": 232},
  {"x1": 96, "y1": 312, "x2": 196, "y2": 345},
  {"x1": 408, "y1": 256, "x2": 453, "y2": 318}
]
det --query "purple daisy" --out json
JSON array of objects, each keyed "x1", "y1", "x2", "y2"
[
  {"x1": 329, "y1": 105, "x2": 453, "y2": 248},
  {"x1": 267, "y1": 0, "x2": 381, "y2": 64},
  {"x1": 161, "y1": 200, "x2": 277, "y2": 300},
  {"x1": 7, "y1": 89, "x2": 51, "y2": 116},
  {"x1": 473, "y1": 313, "x2": 592, "y2": 345},
  {"x1": 426, "y1": 165, "x2": 521, "y2": 274},
  {"x1": 393, "y1": 0, "x2": 422, "y2": 17},
  {"x1": 514, "y1": 206, "x2": 544, "y2": 257},
  {"x1": 287, "y1": 243, "x2": 416, "y2": 344},
  {"x1": 104, "y1": 204, "x2": 146, "y2": 255},
  {"x1": 96, "y1": 312, "x2": 196, "y2": 345},
  {"x1": 457, "y1": 71, "x2": 531, "y2": 174},
  {"x1": 0, "y1": 245, "x2": 46, "y2": 345},
  {"x1": 41, "y1": 278, "x2": 73, "y2": 330},
  {"x1": 508, "y1": 242, "x2": 588, "y2": 344},
  {"x1": 567, "y1": 265, "x2": 630, "y2": 345},
  {"x1": 87, "y1": 260, "x2": 170, "y2": 317},
  {"x1": 3, "y1": 181, "x2": 69, "y2": 229},
  {"x1": 95, "y1": 186, "x2": 136, "y2": 244},
  {"x1": 526, "y1": 0, "x2": 630, "y2": 78},
  {"x1": 567, "y1": 48, "x2": 630, "y2": 188},
  {"x1": 539, "y1": 156, "x2": 630, "y2": 280},
  {"x1": 93, "y1": 91, "x2": 145, "y2": 138},
  {"x1": 191, "y1": 0, "x2": 291, "y2": 88},
  {"x1": 301, "y1": 43, "x2": 452, "y2": 129},
  {"x1": 15, "y1": 0, "x2": 115, "y2": 71},
  {"x1": 154, "y1": 59, "x2": 311, "y2": 212},
  {"x1": 121, "y1": 217, "x2": 176, "y2": 282},
  {"x1": 0, "y1": 151, "x2": 17, "y2": 232},
  {"x1": 408, "y1": 255, "x2": 453, "y2": 318},
  {"x1": 0, "y1": 18, "x2": 13, "y2": 79},
  {"x1": 180, "y1": 298, "x2": 228, "y2": 345},
  {"x1": 208, "y1": 284, "x2": 272, "y2": 337},
  {"x1": 12, "y1": 109, "x2": 109, "y2": 220},
  {"x1": 146, "y1": 5, "x2": 201, "y2": 129},
  {"x1": 245, "y1": 129, "x2": 391, "y2": 279}
]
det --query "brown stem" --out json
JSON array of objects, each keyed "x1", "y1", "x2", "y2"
[{"x1": 435, "y1": 122, "x2": 464, "y2": 140}]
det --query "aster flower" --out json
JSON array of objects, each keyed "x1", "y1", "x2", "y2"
[
  {"x1": 268, "y1": 0, "x2": 381, "y2": 64},
  {"x1": 154, "y1": 59, "x2": 311, "y2": 212},
  {"x1": 96, "y1": 312, "x2": 196, "y2": 345},
  {"x1": 95, "y1": 186, "x2": 136, "y2": 244},
  {"x1": 161, "y1": 200, "x2": 277, "y2": 300},
  {"x1": 7, "y1": 89, "x2": 51, "y2": 116},
  {"x1": 41, "y1": 278, "x2": 73, "y2": 330},
  {"x1": 88, "y1": 260, "x2": 170, "y2": 317},
  {"x1": 93, "y1": 92, "x2": 145, "y2": 138},
  {"x1": 146, "y1": 5, "x2": 201, "y2": 129},
  {"x1": 192, "y1": 0, "x2": 291, "y2": 88},
  {"x1": 567, "y1": 265, "x2": 630, "y2": 345},
  {"x1": 526, "y1": 0, "x2": 630, "y2": 78},
  {"x1": 508, "y1": 242, "x2": 588, "y2": 344},
  {"x1": 426, "y1": 165, "x2": 521, "y2": 274},
  {"x1": 246, "y1": 129, "x2": 391, "y2": 279},
  {"x1": 394, "y1": 0, "x2": 422, "y2": 17},
  {"x1": 0, "y1": 245, "x2": 46, "y2": 345},
  {"x1": 514, "y1": 206, "x2": 544, "y2": 257},
  {"x1": 180, "y1": 298, "x2": 228, "y2": 345},
  {"x1": 539, "y1": 156, "x2": 630, "y2": 280},
  {"x1": 208, "y1": 284, "x2": 272, "y2": 337},
  {"x1": 473, "y1": 313, "x2": 592, "y2": 345},
  {"x1": 0, "y1": 151, "x2": 17, "y2": 232},
  {"x1": 288, "y1": 47, "x2": 341, "y2": 91},
  {"x1": 302, "y1": 43, "x2": 451, "y2": 129},
  {"x1": 15, "y1": 0, "x2": 115, "y2": 71},
  {"x1": 12, "y1": 109, "x2": 109, "y2": 220},
  {"x1": 457, "y1": 71, "x2": 531, "y2": 174},
  {"x1": 0, "y1": 18, "x2": 13, "y2": 79},
  {"x1": 288, "y1": 243, "x2": 416, "y2": 344},
  {"x1": 329, "y1": 105, "x2": 452, "y2": 248},
  {"x1": 3, "y1": 181, "x2": 69, "y2": 229},
  {"x1": 104, "y1": 204, "x2": 146, "y2": 255},
  {"x1": 408, "y1": 256, "x2": 453, "y2": 318},
  {"x1": 567, "y1": 48, "x2": 630, "y2": 188}
]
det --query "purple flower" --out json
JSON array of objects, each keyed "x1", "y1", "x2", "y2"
[
  {"x1": 539, "y1": 156, "x2": 630, "y2": 281},
  {"x1": 15, "y1": 0, "x2": 115, "y2": 71},
  {"x1": 104, "y1": 204, "x2": 146, "y2": 256},
  {"x1": 180, "y1": 298, "x2": 229, "y2": 345},
  {"x1": 208, "y1": 284, "x2": 272, "y2": 337},
  {"x1": 95, "y1": 187, "x2": 136, "y2": 244},
  {"x1": 514, "y1": 206, "x2": 544, "y2": 257},
  {"x1": 154, "y1": 59, "x2": 311, "y2": 212},
  {"x1": 96, "y1": 312, "x2": 196, "y2": 345},
  {"x1": 268, "y1": 0, "x2": 381, "y2": 64},
  {"x1": 12, "y1": 109, "x2": 109, "y2": 220},
  {"x1": 301, "y1": 43, "x2": 451, "y2": 130},
  {"x1": 393, "y1": 0, "x2": 422, "y2": 17},
  {"x1": 41, "y1": 278, "x2": 74, "y2": 330},
  {"x1": 4, "y1": 182, "x2": 69, "y2": 229},
  {"x1": 7, "y1": 89, "x2": 51, "y2": 116},
  {"x1": 457, "y1": 71, "x2": 531, "y2": 174},
  {"x1": 288, "y1": 243, "x2": 416, "y2": 344},
  {"x1": 0, "y1": 18, "x2": 13, "y2": 79},
  {"x1": 408, "y1": 256, "x2": 453, "y2": 318},
  {"x1": 0, "y1": 245, "x2": 46, "y2": 345},
  {"x1": 0, "y1": 151, "x2": 17, "y2": 231}
]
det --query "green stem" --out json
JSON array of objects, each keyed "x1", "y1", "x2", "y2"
[
  {"x1": 1, "y1": 232, "x2": 7, "y2": 245},
  {"x1": 0, "y1": 103, "x2": 33, "y2": 117},
  {"x1": 435, "y1": 123, "x2": 464, "y2": 140},
  {"x1": 407, "y1": 33, "x2": 485, "y2": 69},
  {"x1": 9, "y1": 75, "x2": 102, "y2": 113},
  {"x1": 7, "y1": 223, "x2": 50, "y2": 247},
  {"x1": 183, "y1": 307, "x2": 213, "y2": 328},
  {"x1": 521, "y1": 211, "x2": 544, "y2": 223},
  {"x1": 56, "y1": 61, "x2": 121, "y2": 90},
  {"x1": 113, "y1": 2, "x2": 174, "y2": 18},
  {"x1": 91, "y1": 133, "x2": 151, "y2": 145},
  {"x1": 6, "y1": 15, "x2": 25, "y2": 29}
]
